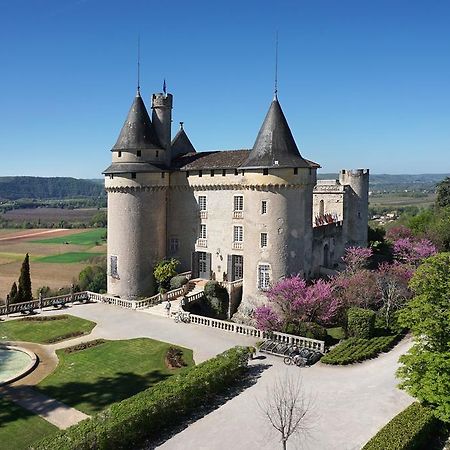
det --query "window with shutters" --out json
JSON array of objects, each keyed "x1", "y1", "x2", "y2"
[
  {"x1": 234, "y1": 196, "x2": 244, "y2": 211},
  {"x1": 198, "y1": 196, "x2": 207, "y2": 211},
  {"x1": 261, "y1": 200, "x2": 267, "y2": 214},
  {"x1": 233, "y1": 225, "x2": 243, "y2": 242},
  {"x1": 169, "y1": 238, "x2": 179, "y2": 254},
  {"x1": 200, "y1": 224, "x2": 207, "y2": 239},
  {"x1": 258, "y1": 264, "x2": 270, "y2": 290},
  {"x1": 260, "y1": 233, "x2": 268, "y2": 248}
]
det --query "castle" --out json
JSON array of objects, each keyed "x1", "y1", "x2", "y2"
[{"x1": 103, "y1": 86, "x2": 369, "y2": 314}]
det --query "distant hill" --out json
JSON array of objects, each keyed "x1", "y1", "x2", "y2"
[
  {"x1": 0, "y1": 177, "x2": 105, "y2": 200},
  {"x1": 318, "y1": 173, "x2": 450, "y2": 192}
]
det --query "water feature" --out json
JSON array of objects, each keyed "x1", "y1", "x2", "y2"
[{"x1": 0, "y1": 345, "x2": 37, "y2": 385}]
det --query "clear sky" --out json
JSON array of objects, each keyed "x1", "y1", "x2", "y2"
[{"x1": 0, "y1": 0, "x2": 449, "y2": 178}]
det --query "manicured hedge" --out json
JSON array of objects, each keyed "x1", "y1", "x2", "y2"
[
  {"x1": 321, "y1": 335, "x2": 400, "y2": 365},
  {"x1": 347, "y1": 307, "x2": 375, "y2": 339},
  {"x1": 362, "y1": 402, "x2": 438, "y2": 450},
  {"x1": 169, "y1": 275, "x2": 188, "y2": 290},
  {"x1": 32, "y1": 346, "x2": 249, "y2": 450}
]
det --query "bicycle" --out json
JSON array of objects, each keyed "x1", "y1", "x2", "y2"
[
  {"x1": 173, "y1": 311, "x2": 190, "y2": 323},
  {"x1": 283, "y1": 354, "x2": 307, "y2": 367}
]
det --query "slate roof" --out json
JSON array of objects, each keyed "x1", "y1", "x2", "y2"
[
  {"x1": 173, "y1": 150, "x2": 250, "y2": 170},
  {"x1": 241, "y1": 97, "x2": 314, "y2": 169},
  {"x1": 111, "y1": 90, "x2": 162, "y2": 152},
  {"x1": 171, "y1": 126, "x2": 196, "y2": 158},
  {"x1": 102, "y1": 162, "x2": 165, "y2": 174}
]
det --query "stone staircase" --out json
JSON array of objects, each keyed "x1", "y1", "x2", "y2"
[{"x1": 142, "y1": 279, "x2": 207, "y2": 318}]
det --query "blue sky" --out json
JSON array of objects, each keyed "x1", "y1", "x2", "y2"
[{"x1": 0, "y1": 0, "x2": 449, "y2": 177}]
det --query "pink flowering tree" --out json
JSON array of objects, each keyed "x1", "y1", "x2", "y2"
[
  {"x1": 385, "y1": 225, "x2": 413, "y2": 242},
  {"x1": 254, "y1": 276, "x2": 342, "y2": 332},
  {"x1": 376, "y1": 262, "x2": 414, "y2": 328},
  {"x1": 254, "y1": 305, "x2": 282, "y2": 332},
  {"x1": 393, "y1": 238, "x2": 437, "y2": 266},
  {"x1": 333, "y1": 269, "x2": 381, "y2": 310},
  {"x1": 342, "y1": 247, "x2": 373, "y2": 273}
]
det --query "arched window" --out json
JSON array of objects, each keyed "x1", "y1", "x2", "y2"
[{"x1": 319, "y1": 199, "x2": 325, "y2": 216}]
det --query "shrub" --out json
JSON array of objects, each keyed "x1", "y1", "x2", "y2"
[
  {"x1": 170, "y1": 275, "x2": 188, "y2": 290},
  {"x1": 32, "y1": 346, "x2": 249, "y2": 450},
  {"x1": 347, "y1": 307, "x2": 375, "y2": 339},
  {"x1": 321, "y1": 335, "x2": 400, "y2": 365},
  {"x1": 203, "y1": 281, "x2": 229, "y2": 319},
  {"x1": 63, "y1": 339, "x2": 106, "y2": 354},
  {"x1": 284, "y1": 322, "x2": 327, "y2": 341},
  {"x1": 361, "y1": 402, "x2": 438, "y2": 450},
  {"x1": 165, "y1": 347, "x2": 187, "y2": 369}
]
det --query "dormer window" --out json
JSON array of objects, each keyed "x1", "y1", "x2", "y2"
[
  {"x1": 211, "y1": 170, "x2": 215, "y2": 177},
  {"x1": 199, "y1": 170, "x2": 203, "y2": 177},
  {"x1": 137, "y1": 150, "x2": 141, "y2": 157}
]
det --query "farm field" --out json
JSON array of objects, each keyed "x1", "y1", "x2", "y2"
[
  {"x1": 1, "y1": 207, "x2": 104, "y2": 223},
  {"x1": 369, "y1": 192, "x2": 436, "y2": 209},
  {"x1": 0, "y1": 228, "x2": 106, "y2": 301}
]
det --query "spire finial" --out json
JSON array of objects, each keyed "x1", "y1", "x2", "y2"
[
  {"x1": 163, "y1": 78, "x2": 167, "y2": 96},
  {"x1": 179, "y1": 121, "x2": 184, "y2": 130},
  {"x1": 137, "y1": 34, "x2": 141, "y2": 94},
  {"x1": 274, "y1": 30, "x2": 279, "y2": 100}
]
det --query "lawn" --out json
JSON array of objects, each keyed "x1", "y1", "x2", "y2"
[
  {"x1": 37, "y1": 338, "x2": 195, "y2": 415},
  {"x1": 30, "y1": 228, "x2": 106, "y2": 246},
  {"x1": 0, "y1": 397, "x2": 57, "y2": 450},
  {"x1": 35, "y1": 252, "x2": 103, "y2": 263},
  {"x1": 0, "y1": 315, "x2": 96, "y2": 344}
]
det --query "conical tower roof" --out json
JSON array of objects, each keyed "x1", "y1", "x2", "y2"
[
  {"x1": 240, "y1": 97, "x2": 311, "y2": 169},
  {"x1": 171, "y1": 123, "x2": 196, "y2": 158},
  {"x1": 111, "y1": 90, "x2": 161, "y2": 151}
]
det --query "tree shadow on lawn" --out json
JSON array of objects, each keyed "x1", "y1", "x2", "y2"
[
  {"x1": 144, "y1": 362, "x2": 272, "y2": 450},
  {"x1": 0, "y1": 395, "x2": 39, "y2": 428},
  {"x1": 36, "y1": 369, "x2": 171, "y2": 414}
]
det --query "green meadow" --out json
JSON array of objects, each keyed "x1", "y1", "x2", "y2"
[{"x1": 30, "y1": 228, "x2": 106, "y2": 246}]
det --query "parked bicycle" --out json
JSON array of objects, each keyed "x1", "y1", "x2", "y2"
[{"x1": 173, "y1": 311, "x2": 190, "y2": 323}]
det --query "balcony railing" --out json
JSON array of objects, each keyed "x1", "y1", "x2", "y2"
[
  {"x1": 232, "y1": 241, "x2": 243, "y2": 250},
  {"x1": 200, "y1": 210, "x2": 207, "y2": 219},
  {"x1": 233, "y1": 210, "x2": 244, "y2": 219},
  {"x1": 197, "y1": 238, "x2": 207, "y2": 248}
]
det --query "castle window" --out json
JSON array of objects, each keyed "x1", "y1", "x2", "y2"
[
  {"x1": 199, "y1": 170, "x2": 203, "y2": 177},
  {"x1": 294, "y1": 168, "x2": 298, "y2": 175},
  {"x1": 137, "y1": 150, "x2": 141, "y2": 157},
  {"x1": 319, "y1": 199, "x2": 324, "y2": 216},
  {"x1": 260, "y1": 233, "x2": 268, "y2": 248},
  {"x1": 118, "y1": 151, "x2": 122, "y2": 158},
  {"x1": 109, "y1": 174, "x2": 114, "y2": 179},
  {"x1": 234, "y1": 195, "x2": 244, "y2": 211},
  {"x1": 110, "y1": 256, "x2": 118, "y2": 278},
  {"x1": 263, "y1": 168, "x2": 269, "y2": 175},
  {"x1": 210, "y1": 170, "x2": 215, "y2": 177},
  {"x1": 198, "y1": 195, "x2": 207, "y2": 211},
  {"x1": 169, "y1": 238, "x2": 180, "y2": 254},
  {"x1": 258, "y1": 264, "x2": 270, "y2": 290},
  {"x1": 234, "y1": 169, "x2": 238, "y2": 176},
  {"x1": 156, "y1": 150, "x2": 159, "y2": 158},
  {"x1": 222, "y1": 169, "x2": 226, "y2": 176},
  {"x1": 199, "y1": 224, "x2": 207, "y2": 239},
  {"x1": 186, "y1": 171, "x2": 190, "y2": 178},
  {"x1": 261, "y1": 200, "x2": 267, "y2": 214},
  {"x1": 161, "y1": 172, "x2": 165, "y2": 179},
  {"x1": 233, "y1": 225, "x2": 243, "y2": 242},
  {"x1": 131, "y1": 172, "x2": 136, "y2": 179}
]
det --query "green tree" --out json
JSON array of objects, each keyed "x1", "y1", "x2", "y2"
[
  {"x1": 397, "y1": 253, "x2": 450, "y2": 422},
  {"x1": 436, "y1": 177, "x2": 450, "y2": 208},
  {"x1": 17, "y1": 253, "x2": 33, "y2": 302},
  {"x1": 8, "y1": 282, "x2": 18, "y2": 304},
  {"x1": 153, "y1": 259, "x2": 179, "y2": 293},
  {"x1": 78, "y1": 264, "x2": 106, "y2": 293}
]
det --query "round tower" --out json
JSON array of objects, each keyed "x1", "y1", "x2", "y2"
[
  {"x1": 152, "y1": 93, "x2": 173, "y2": 165},
  {"x1": 103, "y1": 90, "x2": 168, "y2": 299},
  {"x1": 339, "y1": 169, "x2": 369, "y2": 247},
  {"x1": 238, "y1": 96, "x2": 319, "y2": 314}
]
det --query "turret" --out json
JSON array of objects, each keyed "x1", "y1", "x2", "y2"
[
  {"x1": 152, "y1": 92, "x2": 173, "y2": 166},
  {"x1": 340, "y1": 169, "x2": 369, "y2": 247},
  {"x1": 103, "y1": 89, "x2": 168, "y2": 299}
]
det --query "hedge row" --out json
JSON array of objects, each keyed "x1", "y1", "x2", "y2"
[
  {"x1": 321, "y1": 334, "x2": 400, "y2": 365},
  {"x1": 362, "y1": 402, "x2": 438, "y2": 450},
  {"x1": 32, "y1": 346, "x2": 250, "y2": 450},
  {"x1": 347, "y1": 307, "x2": 375, "y2": 339}
]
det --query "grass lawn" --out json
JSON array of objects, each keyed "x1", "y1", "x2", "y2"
[
  {"x1": 37, "y1": 338, "x2": 195, "y2": 415},
  {"x1": 0, "y1": 397, "x2": 57, "y2": 450},
  {"x1": 35, "y1": 252, "x2": 103, "y2": 263},
  {"x1": 30, "y1": 229, "x2": 106, "y2": 246},
  {"x1": 0, "y1": 315, "x2": 96, "y2": 344}
]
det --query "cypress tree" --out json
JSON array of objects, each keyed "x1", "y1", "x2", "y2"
[
  {"x1": 17, "y1": 253, "x2": 32, "y2": 302},
  {"x1": 9, "y1": 282, "x2": 18, "y2": 304}
]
